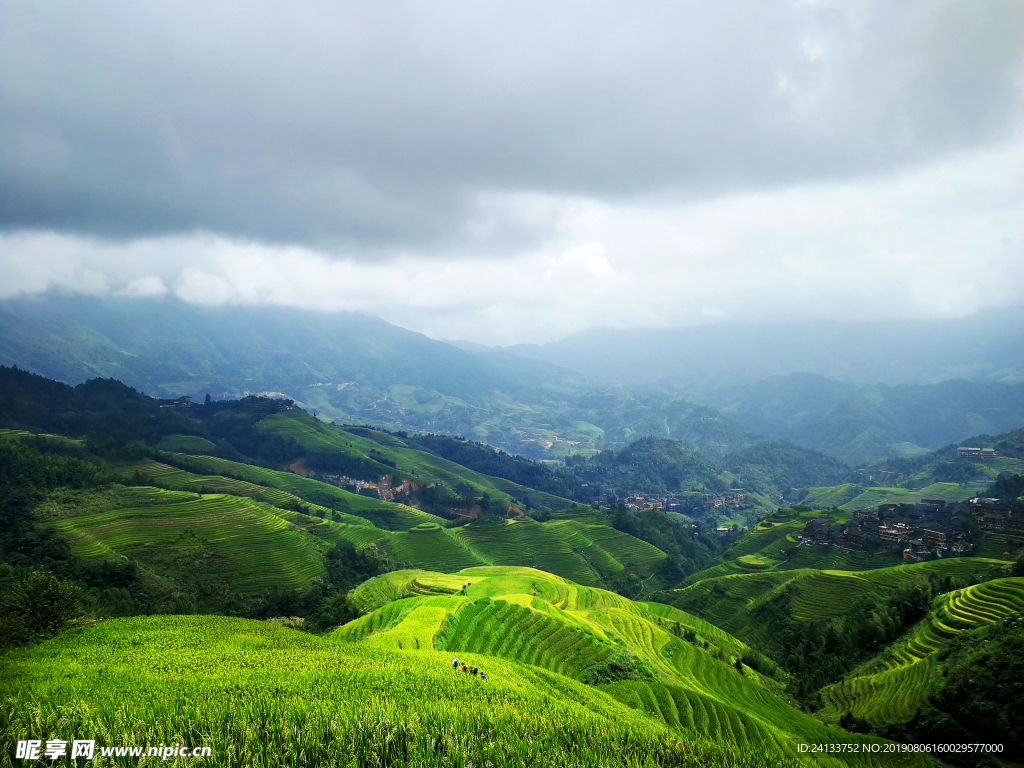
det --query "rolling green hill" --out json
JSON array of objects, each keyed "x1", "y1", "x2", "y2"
[
  {"x1": 852, "y1": 427, "x2": 1024, "y2": 496},
  {"x1": 697, "y1": 373, "x2": 1024, "y2": 466},
  {"x1": 137, "y1": 452, "x2": 439, "y2": 530},
  {"x1": 36, "y1": 488, "x2": 329, "y2": 597},
  {"x1": 0, "y1": 426, "x2": 673, "y2": 609},
  {"x1": 256, "y1": 409, "x2": 574, "y2": 511},
  {"x1": 33, "y1": 478, "x2": 670, "y2": 598},
  {"x1": 820, "y1": 577, "x2": 1024, "y2": 728},
  {"x1": 670, "y1": 559, "x2": 1010, "y2": 650},
  {"x1": 721, "y1": 441, "x2": 850, "y2": 502},
  {"x1": 0, "y1": 614, "x2": 790, "y2": 768},
  {"x1": 679, "y1": 507, "x2": 905, "y2": 585},
  {"x1": 334, "y1": 567, "x2": 927, "y2": 767}
]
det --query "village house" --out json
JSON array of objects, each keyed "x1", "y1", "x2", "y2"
[
  {"x1": 704, "y1": 490, "x2": 744, "y2": 509},
  {"x1": 957, "y1": 447, "x2": 997, "y2": 459}
]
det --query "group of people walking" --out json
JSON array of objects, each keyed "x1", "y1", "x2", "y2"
[{"x1": 451, "y1": 657, "x2": 486, "y2": 680}]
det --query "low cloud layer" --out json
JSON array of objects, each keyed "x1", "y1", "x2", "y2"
[
  {"x1": 3, "y1": 135, "x2": 1022, "y2": 345},
  {"x1": 1, "y1": 1, "x2": 1023, "y2": 343}
]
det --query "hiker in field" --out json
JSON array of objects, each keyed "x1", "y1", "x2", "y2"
[
  {"x1": 480, "y1": 672, "x2": 487, "y2": 681},
  {"x1": 451, "y1": 657, "x2": 458, "y2": 669}
]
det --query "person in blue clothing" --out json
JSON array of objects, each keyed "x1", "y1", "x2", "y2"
[
  {"x1": 451, "y1": 657, "x2": 458, "y2": 670},
  {"x1": 480, "y1": 672, "x2": 487, "y2": 681}
]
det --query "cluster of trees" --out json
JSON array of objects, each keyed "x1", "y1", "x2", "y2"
[
  {"x1": 752, "y1": 583, "x2": 936, "y2": 706},
  {"x1": 0, "y1": 366, "x2": 199, "y2": 444},
  {"x1": 566, "y1": 437, "x2": 727, "y2": 498},
  {"x1": 609, "y1": 505, "x2": 720, "y2": 590},
  {"x1": 397, "y1": 430, "x2": 587, "y2": 500},
  {"x1": 986, "y1": 472, "x2": 1024, "y2": 507},
  {"x1": 0, "y1": 439, "x2": 150, "y2": 644},
  {"x1": 720, "y1": 441, "x2": 850, "y2": 500}
]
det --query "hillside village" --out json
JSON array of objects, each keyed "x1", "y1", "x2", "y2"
[{"x1": 801, "y1": 496, "x2": 1024, "y2": 561}]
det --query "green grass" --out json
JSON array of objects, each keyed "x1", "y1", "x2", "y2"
[
  {"x1": 0, "y1": 615, "x2": 805, "y2": 768},
  {"x1": 820, "y1": 577, "x2": 1024, "y2": 727},
  {"x1": 336, "y1": 567, "x2": 928, "y2": 768}
]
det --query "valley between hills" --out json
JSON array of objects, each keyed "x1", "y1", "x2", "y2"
[{"x1": 2, "y1": 364, "x2": 1023, "y2": 767}]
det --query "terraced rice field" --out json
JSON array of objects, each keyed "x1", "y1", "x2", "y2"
[
  {"x1": 3, "y1": 615, "x2": 803, "y2": 768},
  {"x1": 389, "y1": 523, "x2": 486, "y2": 572},
  {"x1": 736, "y1": 555, "x2": 775, "y2": 570},
  {"x1": 255, "y1": 411, "x2": 570, "y2": 511},
  {"x1": 118, "y1": 460, "x2": 376, "y2": 527},
  {"x1": 777, "y1": 546, "x2": 899, "y2": 572},
  {"x1": 454, "y1": 518, "x2": 661, "y2": 586},
  {"x1": 85, "y1": 456, "x2": 669, "y2": 588},
  {"x1": 0, "y1": 429, "x2": 84, "y2": 447},
  {"x1": 729, "y1": 521, "x2": 800, "y2": 558},
  {"x1": 973, "y1": 533, "x2": 1024, "y2": 561},
  {"x1": 335, "y1": 567, "x2": 924, "y2": 768},
  {"x1": 155, "y1": 433, "x2": 217, "y2": 453},
  {"x1": 40, "y1": 491, "x2": 326, "y2": 593},
  {"x1": 438, "y1": 597, "x2": 615, "y2": 677},
  {"x1": 821, "y1": 577, "x2": 1024, "y2": 726},
  {"x1": 162, "y1": 451, "x2": 438, "y2": 529},
  {"x1": 678, "y1": 561, "x2": 758, "y2": 586},
  {"x1": 673, "y1": 559, "x2": 1010, "y2": 645},
  {"x1": 603, "y1": 681, "x2": 787, "y2": 757},
  {"x1": 838, "y1": 488, "x2": 909, "y2": 512},
  {"x1": 705, "y1": 510, "x2": 901, "y2": 582},
  {"x1": 800, "y1": 484, "x2": 863, "y2": 510},
  {"x1": 789, "y1": 571, "x2": 877, "y2": 621}
]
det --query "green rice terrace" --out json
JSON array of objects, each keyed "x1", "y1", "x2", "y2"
[
  {"x1": 2, "y1": 369, "x2": 1023, "y2": 766},
  {"x1": 669, "y1": 558, "x2": 1011, "y2": 647},
  {"x1": 30, "y1": 469, "x2": 671, "y2": 598},
  {"x1": 795, "y1": 479, "x2": 1007, "y2": 513},
  {"x1": 142, "y1": 451, "x2": 441, "y2": 529},
  {"x1": 0, "y1": 594, "x2": 936, "y2": 768},
  {"x1": 0, "y1": 614, "x2": 791, "y2": 768},
  {"x1": 254, "y1": 410, "x2": 573, "y2": 511},
  {"x1": 329, "y1": 568, "x2": 926, "y2": 766},
  {"x1": 820, "y1": 577, "x2": 1024, "y2": 728},
  {"x1": 679, "y1": 508, "x2": 906, "y2": 586}
]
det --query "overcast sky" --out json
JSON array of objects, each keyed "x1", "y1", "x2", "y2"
[{"x1": 2, "y1": 0, "x2": 1023, "y2": 345}]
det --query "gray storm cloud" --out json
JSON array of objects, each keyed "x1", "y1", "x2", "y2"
[{"x1": 1, "y1": 0, "x2": 1022, "y2": 248}]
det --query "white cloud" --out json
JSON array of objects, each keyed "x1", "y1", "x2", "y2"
[
  {"x1": 1, "y1": 135, "x2": 1022, "y2": 345},
  {"x1": 118, "y1": 275, "x2": 168, "y2": 297}
]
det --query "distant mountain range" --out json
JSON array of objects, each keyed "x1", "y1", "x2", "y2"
[
  {"x1": 3, "y1": 293, "x2": 1024, "y2": 466},
  {"x1": 485, "y1": 304, "x2": 1024, "y2": 389}
]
